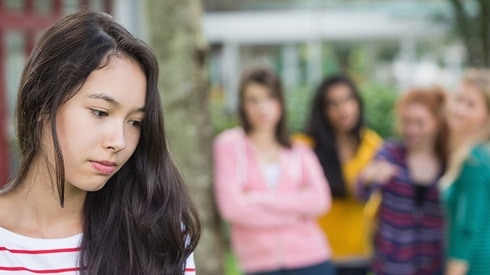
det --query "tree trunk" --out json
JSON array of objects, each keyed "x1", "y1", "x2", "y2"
[
  {"x1": 143, "y1": 1, "x2": 225, "y2": 274},
  {"x1": 449, "y1": 0, "x2": 490, "y2": 67},
  {"x1": 477, "y1": 0, "x2": 490, "y2": 67}
]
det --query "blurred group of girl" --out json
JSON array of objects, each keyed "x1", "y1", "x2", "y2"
[{"x1": 213, "y1": 66, "x2": 490, "y2": 275}]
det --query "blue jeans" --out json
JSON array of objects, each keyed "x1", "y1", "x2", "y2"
[
  {"x1": 246, "y1": 261, "x2": 335, "y2": 275},
  {"x1": 336, "y1": 266, "x2": 367, "y2": 275}
]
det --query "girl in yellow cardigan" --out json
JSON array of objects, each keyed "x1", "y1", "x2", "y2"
[{"x1": 295, "y1": 74, "x2": 382, "y2": 275}]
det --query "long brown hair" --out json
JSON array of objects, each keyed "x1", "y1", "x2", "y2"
[
  {"x1": 11, "y1": 11, "x2": 200, "y2": 274},
  {"x1": 238, "y1": 67, "x2": 291, "y2": 147},
  {"x1": 395, "y1": 86, "x2": 448, "y2": 167}
]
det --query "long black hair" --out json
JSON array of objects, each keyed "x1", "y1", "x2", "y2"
[
  {"x1": 306, "y1": 74, "x2": 364, "y2": 198},
  {"x1": 12, "y1": 11, "x2": 200, "y2": 274}
]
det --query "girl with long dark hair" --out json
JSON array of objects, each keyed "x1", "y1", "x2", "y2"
[
  {"x1": 214, "y1": 67, "x2": 334, "y2": 275},
  {"x1": 0, "y1": 11, "x2": 200, "y2": 274},
  {"x1": 296, "y1": 74, "x2": 382, "y2": 275}
]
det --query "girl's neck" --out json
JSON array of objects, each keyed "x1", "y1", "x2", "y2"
[
  {"x1": 407, "y1": 144, "x2": 440, "y2": 184},
  {"x1": 335, "y1": 131, "x2": 358, "y2": 163},
  {"x1": 0, "y1": 159, "x2": 85, "y2": 238},
  {"x1": 450, "y1": 131, "x2": 480, "y2": 152},
  {"x1": 247, "y1": 128, "x2": 282, "y2": 163},
  {"x1": 335, "y1": 131, "x2": 357, "y2": 145},
  {"x1": 335, "y1": 129, "x2": 352, "y2": 139},
  {"x1": 407, "y1": 141, "x2": 436, "y2": 156},
  {"x1": 248, "y1": 128, "x2": 279, "y2": 147}
]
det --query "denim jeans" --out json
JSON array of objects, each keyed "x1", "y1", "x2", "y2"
[
  {"x1": 335, "y1": 266, "x2": 367, "y2": 275},
  {"x1": 246, "y1": 261, "x2": 335, "y2": 275}
]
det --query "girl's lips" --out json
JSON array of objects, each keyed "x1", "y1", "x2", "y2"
[{"x1": 90, "y1": 161, "x2": 116, "y2": 174}]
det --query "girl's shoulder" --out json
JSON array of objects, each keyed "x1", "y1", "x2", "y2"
[
  {"x1": 291, "y1": 133, "x2": 315, "y2": 148},
  {"x1": 361, "y1": 128, "x2": 383, "y2": 147},
  {"x1": 0, "y1": 225, "x2": 81, "y2": 274},
  {"x1": 379, "y1": 139, "x2": 405, "y2": 153},
  {"x1": 467, "y1": 143, "x2": 490, "y2": 168},
  {"x1": 0, "y1": 225, "x2": 82, "y2": 247},
  {"x1": 289, "y1": 141, "x2": 320, "y2": 163},
  {"x1": 0, "y1": 192, "x2": 16, "y2": 226},
  {"x1": 374, "y1": 139, "x2": 406, "y2": 164},
  {"x1": 355, "y1": 128, "x2": 383, "y2": 160},
  {"x1": 471, "y1": 143, "x2": 490, "y2": 156},
  {"x1": 214, "y1": 127, "x2": 245, "y2": 148}
]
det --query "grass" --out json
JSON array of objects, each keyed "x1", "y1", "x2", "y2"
[{"x1": 225, "y1": 250, "x2": 242, "y2": 275}]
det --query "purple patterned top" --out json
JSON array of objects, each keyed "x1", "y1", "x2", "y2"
[{"x1": 357, "y1": 140, "x2": 445, "y2": 275}]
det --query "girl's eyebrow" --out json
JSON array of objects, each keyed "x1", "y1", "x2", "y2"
[
  {"x1": 88, "y1": 93, "x2": 145, "y2": 112},
  {"x1": 88, "y1": 93, "x2": 119, "y2": 106}
]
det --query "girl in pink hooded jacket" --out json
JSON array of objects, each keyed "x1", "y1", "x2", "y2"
[{"x1": 214, "y1": 67, "x2": 334, "y2": 275}]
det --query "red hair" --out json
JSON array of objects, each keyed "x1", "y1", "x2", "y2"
[{"x1": 396, "y1": 86, "x2": 448, "y2": 167}]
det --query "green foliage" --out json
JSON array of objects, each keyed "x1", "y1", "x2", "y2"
[
  {"x1": 210, "y1": 100, "x2": 238, "y2": 136},
  {"x1": 360, "y1": 83, "x2": 398, "y2": 138},
  {"x1": 225, "y1": 251, "x2": 242, "y2": 275},
  {"x1": 285, "y1": 86, "x2": 314, "y2": 134}
]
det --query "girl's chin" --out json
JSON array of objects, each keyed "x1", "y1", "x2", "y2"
[
  {"x1": 252, "y1": 124, "x2": 277, "y2": 131},
  {"x1": 447, "y1": 119, "x2": 467, "y2": 132},
  {"x1": 405, "y1": 141, "x2": 423, "y2": 149},
  {"x1": 448, "y1": 125, "x2": 470, "y2": 135},
  {"x1": 405, "y1": 136, "x2": 436, "y2": 147}
]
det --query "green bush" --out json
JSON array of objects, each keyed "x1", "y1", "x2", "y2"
[
  {"x1": 225, "y1": 251, "x2": 242, "y2": 275},
  {"x1": 360, "y1": 83, "x2": 398, "y2": 138},
  {"x1": 210, "y1": 100, "x2": 238, "y2": 136},
  {"x1": 285, "y1": 85, "x2": 314, "y2": 134}
]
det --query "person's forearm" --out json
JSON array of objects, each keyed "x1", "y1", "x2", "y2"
[{"x1": 446, "y1": 259, "x2": 468, "y2": 275}]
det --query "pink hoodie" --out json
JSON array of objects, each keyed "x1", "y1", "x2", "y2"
[{"x1": 213, "y1": 128, "x2": 332, "y2": 273}]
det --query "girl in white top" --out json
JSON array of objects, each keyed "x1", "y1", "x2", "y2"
[{"x1": 0, "y1": 11, "x2": 199, "y2": 274}]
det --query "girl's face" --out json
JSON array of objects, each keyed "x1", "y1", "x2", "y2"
[
  {"x1": 51, "y1": 56, "x2": 146, "y2": 193},
  {"x1": 447, "y1": 83, "x2": 489, "y2": 136},
  {"x1": 398, "y1": 103, "x2": 439, "y2": 149},
  {"x1": 324, "y1": 83, "x2": 360, "y2": 133},
  {"x1": 242, "y1": 83, "x2": 282, "y2": 132}
]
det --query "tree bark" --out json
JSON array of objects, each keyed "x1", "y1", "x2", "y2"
[
  {"x1": 477, "y1": 0, "x2": 490, "y2": 67},
  {"x1": 449, "y1": 0, "x2": 490, "y2": 67},
  {"x1": 143, "y1": 1, "x2": 225, "y2": 274}
]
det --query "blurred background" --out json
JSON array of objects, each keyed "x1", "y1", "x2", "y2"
[{"x1": 0, "y1": 0, "x2": 488, "y2": 274}]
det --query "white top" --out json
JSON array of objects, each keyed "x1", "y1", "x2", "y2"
[
  {"x1": 262, "y1": 162, "x2": 280, "y2": 189},
  {"x1": 0, "y1": 226, "x2": 196, "y2": 274}
]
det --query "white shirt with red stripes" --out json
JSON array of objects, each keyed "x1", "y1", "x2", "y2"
[{"x1": 0, "y1": 226, "x2": 196, "y2": 274}]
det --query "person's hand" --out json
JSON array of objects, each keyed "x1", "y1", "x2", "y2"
[
  {"x1": 361, "y1": 160, "x2": 398, "y2": 185},
  {"x1": 446, "y1": 259, "x2": 468, "y2": 275}
]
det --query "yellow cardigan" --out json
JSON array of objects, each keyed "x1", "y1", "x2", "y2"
[{"x1": 293, "y1": 129, "x2": 382, "y2": 261}]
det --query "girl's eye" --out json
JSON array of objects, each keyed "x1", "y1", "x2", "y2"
[
  {"x1": 91, "y1": 109, "x2": 108, "y2": 118},
  {"x1": 128, "y1": 120, "x2": 143, "y2": 128}
]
